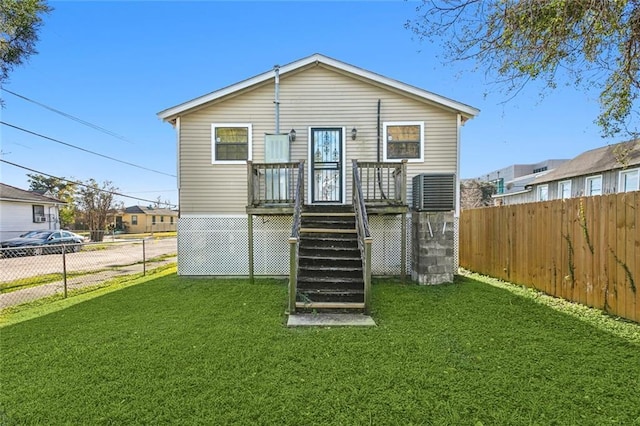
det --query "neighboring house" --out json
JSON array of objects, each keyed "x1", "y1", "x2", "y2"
[
  {"x1": 158, "y1": 53, "x2": 478, "y2": 277},
  {"x1": 121, "y1": 206, "x2": 178, "y2": 233},
  {"x1": 491, "y1": 140, "x2": 639, "y2": 205},
  {"x1": 474, "y1": 159, "x2": 568, "y2": 205},
  {"x1": 0, "y1": 183, "x2": 66, "y2": 241}
]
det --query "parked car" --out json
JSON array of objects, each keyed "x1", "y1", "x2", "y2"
[
  {"x1": 19, "y1": 230, "x2": 45, "y2": 238},
  {"x1": 0, "y1": 230, "x2": 85, "y2": 257}
]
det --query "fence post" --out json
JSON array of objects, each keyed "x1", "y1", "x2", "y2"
[
  {"x1": 288, "y1": 237, "x2": 297, "y2": 314},
  {"x1": 364, "y1": 238, "x2": 372, "y2": 314},
  {"x1": 143, "y1": 239, "x2": 147, "y2": 276},
  {"x1": 62, "y1": 245, "x2": 68, "y2": 298}
]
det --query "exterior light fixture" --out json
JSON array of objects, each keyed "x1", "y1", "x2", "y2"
[
  {"x1": 351, "y1": 127, "x2": 357, "y2": 140},
  {"x1": 289, "y1": 129, "x2": 296, "y2": 142}
]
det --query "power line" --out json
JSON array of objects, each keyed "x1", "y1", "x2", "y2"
[
  {"x1": 1, "y1": 158, "x2": 177, "y2": 208},
  {"x1": 0, "y1": 121, "x2": 177, "y2": 178},
  {"x1": 1, "y1": 88, "x2": 134, "y2": 144}
]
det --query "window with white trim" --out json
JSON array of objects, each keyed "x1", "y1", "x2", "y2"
[
  {"x1": 558, "y1": 180, "x2": 572, "y2": 199},
  {"x1": 536, "y1": 184, "x2": 549, "y2": 201},
  {"x1": 585, "y1": 175, "x2": 602, "y2": 196},
  {"x1": 32, "y1": 205, "x2": 45, "y2": 223},
  {"x1": 619, "y1": 168, "x2": 639, "y2": 193},
  {"x1": 383, "y1": 122, "x2": 424, "y2": 162},
  {"x1": 212, "y1": 123, "x2": 252, "y2": 164}
]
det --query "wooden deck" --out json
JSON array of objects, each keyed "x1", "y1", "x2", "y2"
[{"x1": 246, "y1": 160, "x2": 408, "y2": 215}]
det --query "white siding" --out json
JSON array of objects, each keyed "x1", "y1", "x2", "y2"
[
  {"x1": 178, "y1": 64, "x2": 460, "y2": 214},
  {"x1": 0, "y1": 201, "x2": 60, "y2": 241}
]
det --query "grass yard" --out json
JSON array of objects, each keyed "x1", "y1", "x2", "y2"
[{"x1": 1, "y1": 273, "x2": 639, "y2": 425}]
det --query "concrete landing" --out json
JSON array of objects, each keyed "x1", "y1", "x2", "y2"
[{"x1": 287, "y1": 313, "x2": 376, "y2": 327}]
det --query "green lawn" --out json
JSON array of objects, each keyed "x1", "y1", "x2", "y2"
[{"x1": 1, "y1": 273, "x2": 639, "y2": 425}]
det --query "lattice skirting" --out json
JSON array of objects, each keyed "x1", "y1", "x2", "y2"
[
  {"x1": 454, "y1": 215, "x2": 460, "y2": 271},
  {"x1": 177, "y1": 214, "x2": 417, "y2": 276}
]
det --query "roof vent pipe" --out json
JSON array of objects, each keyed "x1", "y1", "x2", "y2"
[{"x1": 274, "y1": 65, "x2": 280, "y2": 134}]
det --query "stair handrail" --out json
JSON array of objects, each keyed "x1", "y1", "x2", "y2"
[
  {"x1": 352, "y1": 159, "x2": 372, "y2": 313},
  {"x1": 288, "y1": 160, "x2": 305, "y2": 314}
]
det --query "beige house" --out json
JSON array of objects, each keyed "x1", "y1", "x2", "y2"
[
  {"x1": 122, "y1": 206, "x2": 178, "y2": 234},
  {"x1": 158, "y1": 54, "x2": 478, "y2": 277}
]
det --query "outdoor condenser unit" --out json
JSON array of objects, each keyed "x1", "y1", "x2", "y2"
[{"x1": 412, "y1": 173, "x2": 456, "y2": 211}]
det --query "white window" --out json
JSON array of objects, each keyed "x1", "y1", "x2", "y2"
[
  {"x1": 212, "y1": 123, "x2": 252, "y2": 164},
  {"x1": 32, "y1": 205, "x2": 45, "y2": 223},
  {"x1": 619, "y1": 168, "x2": 639, "y2": 193},
  {"x1": 558, "y1": 180, "x2": 572, "y2": 199},
  {"x1": 536, "y1": 184, "x2": 549, "y2": 201},
  {"x1": 585, "y1": 175, "x2": 602, "y2": 196},
  {"x1": 383, "y1": 121, "x2": 424, "y2": 162}
]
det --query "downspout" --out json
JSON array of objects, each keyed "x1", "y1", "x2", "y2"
[
  {"x1": 455, "y1": 113, "x2": 462, "y2": 272},
  {"x1": 455, "y1": 114, "x2": 462, "y2": 219},
  {"x1": 376, "y1": 99, "x2": 387, "y2": 199},
  {"x1": 175, "y1": 116, "x2": 181, "y2": 219},
  {"x1": 377, "y1": 99, "x2": 381, "y2": 163},
  {"x1": 274, "y1": 65, "x2": 280, "y2": 134}
]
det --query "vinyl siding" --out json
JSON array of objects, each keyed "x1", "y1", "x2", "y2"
[
  {"x1": 500, "y1": 169, "x2": 626, "y2": 205},
  {"x1": 543, "y1": 170, "x2": 620, "y2": 199},
  {"x1": 0, "y1": 201, "x2": 60, "y2": 240},
  {"x1": 179, "y1": 64, "x2": 460, "y2": 214}
]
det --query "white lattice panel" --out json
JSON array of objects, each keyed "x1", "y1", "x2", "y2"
[
  {"x1": 252, "y1": 216, "x2": 292, "y2": 275},
  {"x1": 178, "y1": 217, "x2": 250, "y2": 275},
  {"x1": 369, "y1": 214, "x2": 412, "y2": 276},
  {"x1": 178, "y1": 214, "x2": 411, "y2": 277},
  {"x1": 454, "y1": 216, "x2": 460, "y2": 271}
]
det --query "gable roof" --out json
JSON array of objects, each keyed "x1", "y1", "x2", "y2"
[
  {"x1": 124, "y1": 205, "x2": 178, "y2": 216},
  {"x1": 157, "y1": 53, "x2": 480, "y2": 123},
  {"x1": 0, "y1": 183, "x2": 66, "y2": 204},
  {"x1": 531, "y1": 140, "x2": 640, "y2": 185}
]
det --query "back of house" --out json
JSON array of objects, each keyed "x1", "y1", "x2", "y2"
[{"x1": 158, "y1": 54, "x2": 478, "y2": 277}]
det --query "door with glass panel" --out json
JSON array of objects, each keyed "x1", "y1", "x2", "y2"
[{"x1": 310, "y1": 128, "x2": 343, "y2": 203}]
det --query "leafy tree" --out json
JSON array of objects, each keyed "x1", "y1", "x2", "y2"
[
  {"x1": 75, "y1": 179, "x2": 118, "y2": 242},
  {"x1": 27, "y1": 173, "x2": 76, "y2": 227},
  {"x1": 407, "y1": 0, "x2": 639, "y2": 138},
  {"x1": 0, "y1": 0, "x2": 51, "y2": 86}
]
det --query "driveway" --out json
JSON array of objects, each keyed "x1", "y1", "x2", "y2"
[
  {"x1": 1, "y1": 238, "x2": 177, "y2": 281},
  {"x1": 0, "y1": 237, "x2": 177, "y2": 308}
]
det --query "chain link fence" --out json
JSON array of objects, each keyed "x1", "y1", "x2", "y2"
[{"x1": 0, "y1": 238, "x2": 177, "y2": 311}]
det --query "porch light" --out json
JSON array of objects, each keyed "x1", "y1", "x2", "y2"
[
  {"x1": 351, "y1": 127, "x2": 357, "y2": 140},
  {"x1": 289, "y1": 129, "x2": 296, "y2": 142}
]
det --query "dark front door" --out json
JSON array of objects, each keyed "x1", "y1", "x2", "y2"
[{"x1": 311, "y1": 128, "x2": 343, "y2": 203}]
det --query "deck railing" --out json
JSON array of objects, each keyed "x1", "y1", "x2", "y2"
[
  {"x1": 355, "y1": 160, "x2": 407, "y2": 206},
  {"x1": 352, "y1": 160, "x2": 372, "y2": 313},
  {"x1": 287, "y1": 161, "x2": 305, "y2": 314},
  {"x1": 247, "y1": 161, "x2": 301, "y2": 207}
]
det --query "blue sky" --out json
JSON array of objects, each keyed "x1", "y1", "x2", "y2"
[{"x1": 1, "y1": 1, "x2": 616, "y2": 207}]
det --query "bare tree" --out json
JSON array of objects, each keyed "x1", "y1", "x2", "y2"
[
  {"x1": 75, "y1": 179, "x2": 118, "y2": 242},
  {"x1": 460, "y1": 179, "x2": 496, "y2": 209}
]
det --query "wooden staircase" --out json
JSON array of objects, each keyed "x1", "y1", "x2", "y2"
[{"x1": 296, "y1": 205, "x2": 365, "y2": 312}]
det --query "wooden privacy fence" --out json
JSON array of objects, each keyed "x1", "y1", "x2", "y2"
[{"x1": 460, "y1": 192, "x2": 639, "y2": 322}]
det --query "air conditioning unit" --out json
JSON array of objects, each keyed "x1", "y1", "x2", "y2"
[
  {"x1": 35, "y1": 216, "x2": 47, "y2": 223},
  {"x1": 412, "y1": 173, "x2": 456, "y2": 211}
]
